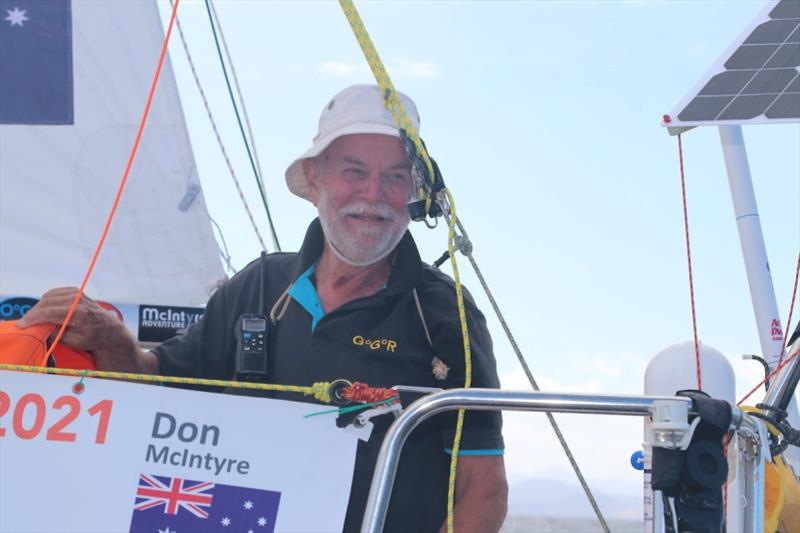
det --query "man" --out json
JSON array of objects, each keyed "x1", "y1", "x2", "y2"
[{"x1": 20, "y1": 84, "x2": 507, "y2": 532}]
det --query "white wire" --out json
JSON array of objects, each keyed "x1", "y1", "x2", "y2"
[{"x1": 668, "y1": 497, "x2": 679, "y2": 532}]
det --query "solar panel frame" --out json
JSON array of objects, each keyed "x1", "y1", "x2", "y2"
[{"x1": 664, "y1": 0, "x2": 800, "y2": 131}]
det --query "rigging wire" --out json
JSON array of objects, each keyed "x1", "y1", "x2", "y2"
[
  {"x1": 452, "y1": 218, "x2": 611, "y2": 533},
  {"x1": 202, "y1": 0, "x2": 282, "y2": 252},
  {"x1": 207, "y1": 0, "x2": 270, "y2": 235},
  {"x1": 171, "y1": 0, "x2": 268, "y2": 253},
  {"x1": 738, "y1": 347, "x2": 799, "y2": 406},
  {"x1": 676, "y1": 138, "x2": 799, "y2": 410},
  {"x1": 777, "y1": 253, "x2": 800, "y2": 366},
  {"x1": 735, "y1": 255, "x2": 800, "y2": 404},
  {"x1": 208, "y1": 214, "x2": 237, "y2": 276},
  {"x1": 737, "y1": 255, "x2": 800, "y2": 405},
  {"x1": 677, "y1": 134, "x2": 703, "y2": 391},
  {"x1": 44, "y1": 0, "x2": 183, "y2": 361}
]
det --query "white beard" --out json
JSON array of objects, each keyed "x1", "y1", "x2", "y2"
[{"x1": 317, "y1": 192, "x2": 410, "y2": 267}]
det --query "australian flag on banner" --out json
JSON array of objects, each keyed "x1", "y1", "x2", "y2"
[
  {"x1": 0, "y1": 0, "x2": 73, "y2": 124},
  {"x1": 129, "y1": 474, "x2": 281, "y2": 533}
]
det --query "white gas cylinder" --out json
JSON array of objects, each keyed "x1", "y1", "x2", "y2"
[
  {"x1": 645, "y1": 341, "x2": 735, "y2": 402},
  {"x1": 641, "y1": 341, "x2": 735, "y2": 533}
]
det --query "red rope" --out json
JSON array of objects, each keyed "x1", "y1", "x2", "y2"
[
  {"x1": 738, "y1": 347, "x2": 798, "y2": 406},
  {"x1": 677, "y1": 134, "x2": 702, "y2": 390},
  {"x1": 778, "y1": 253, "x2": 800, "y2": 366},
  {"x1": 738, "y1": 254, "x2": 800, "y2": 405},
  {"x1": 173, "y1": 10, "x2": 267, "y2": 252},
  {"x1": 44, "y1": 0, "x2": 183, "y2": 360},
  {"x1": 342, "y1": 382, "x2": 398, "y2": 403}
]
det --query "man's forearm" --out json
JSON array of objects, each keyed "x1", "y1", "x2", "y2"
[
  {"x1": 92, "y1": 323, "x2": 160, "y2": 375},
  {"x1": 438, "y1": 455, "x2": 508, "y2": 533},
  {"x1": 440, "y1": 493, "x2": 508, "y2": 533},
  {"x1": 136, "y1": 350, "x2": 160, "y2": 374}
]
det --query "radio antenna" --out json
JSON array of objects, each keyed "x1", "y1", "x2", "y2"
[{"x1": 259, "y1": 251, "x2": 267, "y2": 315}]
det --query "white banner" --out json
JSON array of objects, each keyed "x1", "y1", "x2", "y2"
[{"x1": 0, "y1": 371, "x2": 359, "y2": 532}]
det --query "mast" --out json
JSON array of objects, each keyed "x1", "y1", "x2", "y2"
[
  {"x1": 663, "y1": 0, "x2": 800, "y2": 482},
  {"x1": 719, "y1": 125, "x2": 786, "y2": 368}
]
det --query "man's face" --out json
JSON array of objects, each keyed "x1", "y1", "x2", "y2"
[{"x1": 305, "y1": 134, "x2": 413, "y2": 266}]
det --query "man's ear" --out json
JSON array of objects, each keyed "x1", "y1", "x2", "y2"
[{"x1": 303, "y1": 158, "x2": 321, "y2": 206}]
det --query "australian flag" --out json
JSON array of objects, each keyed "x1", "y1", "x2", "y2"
[
  {"x1": 0, "y1": 0, "x2": 73, "y2": 124},
  {"x1": 129, "y1": 474, "x2": 281, "y2": 533}
]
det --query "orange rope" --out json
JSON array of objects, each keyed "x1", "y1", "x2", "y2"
[
  {"x1": 738, "y1": 349, "x2": 798, "y2": 406},
  {"x1": 342, "y1": 382, "x2": 398, "y2": 403},
  {"x1": 738, "y1": 254, "x2": 799, "y2": 404},
  {"x1": 677, "y1": 134, "x2": 702, "y2": 390},
  {"x1": 44, "y1": 0, "x2": 183, "y2": 360}
]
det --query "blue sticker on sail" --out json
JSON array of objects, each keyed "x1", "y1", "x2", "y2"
[{"x1": 0, "y1": 0, "x2": 73, "y2": 124}]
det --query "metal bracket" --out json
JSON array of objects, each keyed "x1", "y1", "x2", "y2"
[{"x1": 353, "y1": 402, "x2": 403, "y2": 428}]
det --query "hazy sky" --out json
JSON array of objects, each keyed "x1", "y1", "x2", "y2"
[{"x1": 157, "y1": 0, "x2": 799, "y2": 519}]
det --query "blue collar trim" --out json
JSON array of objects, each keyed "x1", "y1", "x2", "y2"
[{"x1": 288, "y1": 263, "x2": 324, "y2": 331}]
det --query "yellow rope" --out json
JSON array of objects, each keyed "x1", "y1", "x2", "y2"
[
  {"x1": 337, "y1": 0, "x2": 436, "y2": 191},
  {"x1": 741, "y1": 405, "x2": 782, "y2": 438},
  {"x1": 337, "y1": 3, "x2": 473, "y2": 530},
  {"x1": 444, "y1": 189, "x2": 472, "y2": 533},
  {"x1": 0, "y1": 364, "x2": 332, "y2": 403}
]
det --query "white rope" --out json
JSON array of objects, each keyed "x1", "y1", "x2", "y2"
[
  {"x1": 208, "y1": 0, "x2": 281, "y2": 252},
  {"x1": 208, "y1": 214, "x2": 237, "y2": 275},
  {"x1": 453, "y1": 218, "x2": 611, "y2": 533},
  {"x1": 172, "y1": 4, "x2": 268, "y2": 252}
]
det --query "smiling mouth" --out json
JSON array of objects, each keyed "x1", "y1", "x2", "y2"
[{"x1": 348, "y1": 213, "x2": 392, "y2": 222}]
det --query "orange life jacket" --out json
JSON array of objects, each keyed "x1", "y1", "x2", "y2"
[{"x1": 0, "y1": 321, "x2": 96, "y2": 370}]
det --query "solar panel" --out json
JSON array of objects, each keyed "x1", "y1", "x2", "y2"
[{"x1": 664, "y1": 0, "x2": 799, "y2": 130}]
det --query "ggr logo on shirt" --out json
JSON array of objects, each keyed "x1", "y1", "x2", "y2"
[{"x1": 352, "y1": 335, "x2": 397, "y2": 353}]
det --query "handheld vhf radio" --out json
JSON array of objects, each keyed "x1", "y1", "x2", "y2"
[{"x1": 235, "y1": 252, "x2": 270, "y2": 381}]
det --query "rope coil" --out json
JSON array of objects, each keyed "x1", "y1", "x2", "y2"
[{"x1": 341, "y1": 382, "x2": 398, "y2": 404}]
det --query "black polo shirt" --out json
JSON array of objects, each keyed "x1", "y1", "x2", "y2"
[{"x1": 154, "y1": 219, "x2": 504, "y2": 532}]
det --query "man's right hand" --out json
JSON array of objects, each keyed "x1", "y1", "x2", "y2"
[{"x1": 17, "y1": 287, "x2": 158, "y2": 374}]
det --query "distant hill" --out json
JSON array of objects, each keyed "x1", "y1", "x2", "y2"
[
  {"x1": 503, "y1": 477, "x2": 643, "y2": 530},
  {"x1": 501, "y1": 515, "x2": 642, "y2": 533}
]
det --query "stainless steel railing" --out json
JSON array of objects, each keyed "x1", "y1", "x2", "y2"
[{"x1": 361, "y1": 389, "x2": 684, "y2": 532}]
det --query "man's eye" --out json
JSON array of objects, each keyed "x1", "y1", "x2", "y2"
[
  {"x1": 388, "y1": 173, "x2": 409, "y2": 183},
  {"x1": 344, "y1": 168, "x2": 365, "y2": 177}
]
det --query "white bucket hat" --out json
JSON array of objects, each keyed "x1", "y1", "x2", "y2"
[{"x1": 285, "y1": 84, "x2": 421, "y2": 202}]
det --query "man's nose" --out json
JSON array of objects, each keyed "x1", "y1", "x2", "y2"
[{"x1": 360, "y1": 173, "x2": 386, "y2": 202}]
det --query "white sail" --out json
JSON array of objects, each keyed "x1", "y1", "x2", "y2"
[{"x1": 0, "y1": 0, "x2": 224, "y2": 312}]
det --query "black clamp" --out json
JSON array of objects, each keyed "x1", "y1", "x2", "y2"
[
  {"x1": 334, "y1": 385, "x2": 441, "y2": 429},
  {"x1": 401, "y1": 129, "x2": 446, "y2": 222},
  {"x1": 652, "y1": 390, "x2": 732, "y2": 533}
]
